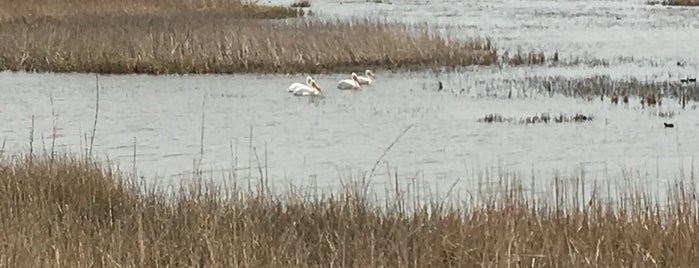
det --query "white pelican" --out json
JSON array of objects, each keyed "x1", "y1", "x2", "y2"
[
  {"x1": 291, "y1": 79, "x2": 322, "y2": 96},
  {"x1": 357, "y1": 70, "x2": 375, "y2": 85},
  {"x1": 337, "y1": 73, "x2": 362, "y2": 90},
  {"x1": 287, "y1": 76, "x2": 313, "y2": 92}
]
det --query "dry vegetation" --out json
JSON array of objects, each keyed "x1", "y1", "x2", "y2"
[
  {"x1": 2, "y1": 153, "x2": 699, "y2": 267},
  {"x1": 523, "y1": 75, "x2": 699, "y2": 108},
  {"x1": 649, "y1": 0, "x2": 699, "y2": 6},
  {"x1": 0, "y1": 0, "x2": 301, "y2": 20},
  {"x1": 477, "y1": 113, "x2": 593, "y2": 124},
  {"x1": 0, "y1": 0, "x2": 497, "y2": 74},
  {"x1": 290, "y1": 0, "x2": 312, "y2": 8}
]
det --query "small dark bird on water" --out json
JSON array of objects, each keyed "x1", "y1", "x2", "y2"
[
  {"x1": 438, "y1": 81, "x2": 443, "y2": 91},
  {"x1": 664, "y1": 122, "x2": 674, "y2": 128}
]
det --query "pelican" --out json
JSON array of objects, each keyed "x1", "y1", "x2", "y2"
[
  {"x1": 287, "y1": 76, "x2": 313, "y2": 92},
  {"x1": 291, "y1": 79, "x2": 322, "y2": 96},
  {"x1": 337, "y1": 73, "x2": 362, "y2": 90},
  {"x1": 357, "y1": 70, "x2": 376, "y2": 85}
]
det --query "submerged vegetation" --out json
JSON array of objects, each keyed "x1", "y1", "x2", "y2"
[
  {"x1": 0, "y1": 0, "x2": 498, "y2": 74},
  {"x1": 1, "y1": 153, "x2": 699, "y2": 267},
  {"x1": 523, "y1": 75, "x2": 699, "y2": 108},
  {"x1": 649, "y1": 0, "x2": 699, "y2": 6},
  {"x1": 477, "y1": 113, "x2": 593, "y2": 124}
]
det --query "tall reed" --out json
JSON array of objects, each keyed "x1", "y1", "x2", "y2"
[{"x1": 1, "y1": 153, "x2": 698, "y2": 267}]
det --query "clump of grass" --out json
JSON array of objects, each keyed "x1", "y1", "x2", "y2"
[
  {"x1": 477, "y1": 112, "x2": 593, "y2": 124},
  {"x1": 648, "y1": 0, "x2": 699, "y2": 6},
  {"x1": 502, "y1": 48, "x2": 547, "y2": 66},
  {"x1": 0, "y1": 13, "x2": 496, "y2": 74},
  {"x1": 290, "y1": 0, "x2": 311, "y2": 8},
  {"x1": 2, "y1": 153, "x2": 699, "y2": 266}
]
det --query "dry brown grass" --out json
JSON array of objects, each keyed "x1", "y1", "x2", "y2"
[
  {"x1": 0, "y1": 0, "x2": 301, "y2": 20},
  {"x1": 2, "y1": 153, "x2": 699, "y2": 267},
  {"x1": 0, "y1": 0, "x2": 496, "y2": 74},
  {"x1": 0, "y1": 14, "x2": 496, "y2": 74}
]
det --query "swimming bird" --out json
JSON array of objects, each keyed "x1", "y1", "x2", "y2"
[
  {"x1": 287, "y1": 76, "x2": 314, "y2": 92},
  {"x1": 357, "y1": 70, "x2": 376, "y2": 85},
  {"x1": 664, "y1": 122, "x2": 674, "y2": 128},
  {"x1": 337, "y1": 73, "x2": 362, "y2": 90},
  {"x1": 289, "y1": 78, "x2": 322, "y2": 96}
]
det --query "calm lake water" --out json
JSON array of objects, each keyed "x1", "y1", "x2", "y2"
[{"x1": 2, "y1": 0, "x2": 698, "y2": 199}]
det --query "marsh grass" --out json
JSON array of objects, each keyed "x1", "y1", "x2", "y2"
[
  {"x1": 0, "y1": 13, "x2": 496, "y2": 74},
  {"x1": 0, "y1": 0, "x2": 301, "y2": 20},
  {"x1": 530, "y1": 75, "x2": 699, "y2": 106},
  {"x1": 502, "y1": 49, "x2": 547, "y2": 66},
  {"x1": 648, "y1": 0, "x2": 699, "y2": 6},
  {"x1": 2, "y1": 153, "x2": 699, "y2": 267},
  {"x1": 477, "y1": 113, "x2": 593, "y2": 124},
  {"x1": 290, "y1": 0, "x2": 312, "y2": 8}
]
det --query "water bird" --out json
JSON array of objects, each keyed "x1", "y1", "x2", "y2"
[
  {"x1": 357, "y1": 70, "x2": 376, "y2": 85},
  {"x1": 288, "y1": 77, "x2": 322, "y2": 96},
  {"x1": 664, "y1": 122, "x2": 674, "y2": 128},
  {"x1": 337, "y1": 73, "x2": 362, "y2": 90},
  {"x1": 690, "y1": 78, "x2": 697, "y2": 83},
  {"x1": 287, "y1": 76, "x2": 314, "y2": 92},
  {"x1": 438, "y1": 81, "x2": 443, "y2": 91}
]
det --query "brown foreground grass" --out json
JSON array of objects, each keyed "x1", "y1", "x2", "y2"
[
  {"x1": 1, "y1": 153, "x2": 699, "y2": 267},
  {"x1": 0, "y1": 0, "x2": 497, "y2": 74}
]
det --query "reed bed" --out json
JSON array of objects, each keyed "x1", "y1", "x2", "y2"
[
  {"x1": 2, "y1": 153, "x2": 699, "y2": 267},
  {"x1": 0, "y1": 0, "x2": 302, "y2": 20},
  {"x1": 0, "y1": 2, "x2": 496, "y2": 74},
  {"x1": 529, "y1": 75, "x2": 699, "y2": 108},
  {"x1": 477, "y1": 113, "x2": 593, "y2": 124}
]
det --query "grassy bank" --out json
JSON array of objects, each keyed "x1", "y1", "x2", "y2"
[
  {"x1": 1, "y1": 153, "x2": 698, "y2": 267},
  {"x1": 0, "y1": 1, "x2": 497, "y2": 74}
]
